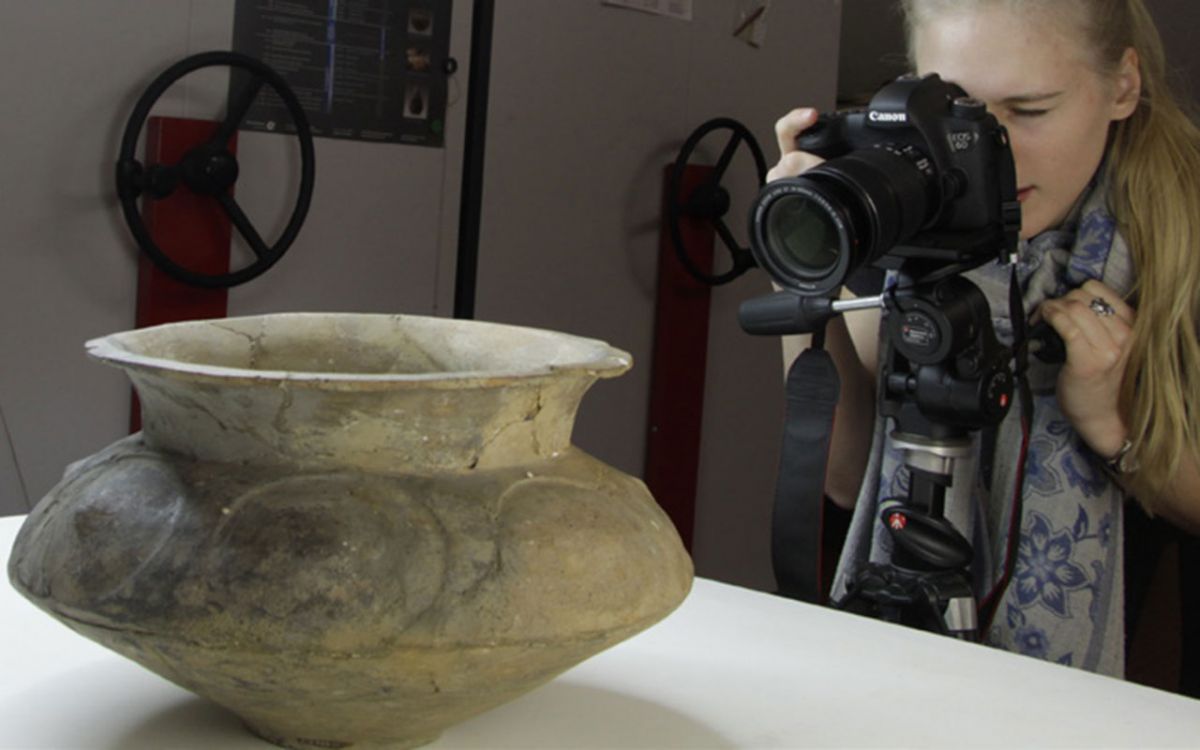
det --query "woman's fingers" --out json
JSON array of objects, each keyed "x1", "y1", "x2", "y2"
[
  {"x1": 768, "y1": 108, "x2": 823, "y2": 181},
  {"x1": 767, "y1": 150, "x2": 825, "y2": 182},
  {"x1": 1078, "y1": 279, "x2": 1134, "y2": 326},
  {"x1": 1039, "y1": 281, "x2": 1134, "y2": 373},
  {"x1": 774, "y1": 107, "x2": 819, "y2": 156}
]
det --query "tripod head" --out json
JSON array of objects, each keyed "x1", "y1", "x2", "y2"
[{"x1": 880, "y1": 273, "x2": 1013, "y2": 436}]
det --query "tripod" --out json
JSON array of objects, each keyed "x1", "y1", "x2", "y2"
[
  {"x1": 739, "y1": 265, "x2": 1017, "y2": 637},
  {"x1": 831, "y1": 273, "x2": 1014, "y2": 639}
]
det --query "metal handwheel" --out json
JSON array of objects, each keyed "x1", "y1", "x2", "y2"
[
  {"x1": 115, "y1": 51, "x2": 316, "y2": 288},
  {"x1": 667, "y1": 117, "x2": 768, "y2": 286}
]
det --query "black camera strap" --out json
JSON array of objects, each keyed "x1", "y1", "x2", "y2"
[{"x1": 772, "y1": 328, "x2": 840, "y2": 603}]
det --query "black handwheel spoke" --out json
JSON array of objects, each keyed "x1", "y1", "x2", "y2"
[
  {"x1": 215, "y1": 74, "x2": 266, "y2": 146},
  {"x1": 711, "y1": 132, "x2": 743, "y2": 184},
  {"x1": 145, "y1": 163, "x2": 183, "y2": 199},
  {"x1": 218, "y1": 192, "x2": 271, "y2": 260},
  {"x1": 713, "y1": 218, "x2": 741, "y2": 256},
  {"x1": 732, "y1": 248, "x2": 756, "y2": 272}
]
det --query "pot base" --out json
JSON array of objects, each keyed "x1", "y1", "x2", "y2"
[{"x1": 245, "y1": 723, "x2": 440, "y2": 750}]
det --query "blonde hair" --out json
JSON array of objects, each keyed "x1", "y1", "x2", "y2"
[{"x1": 903, "y1": 0, "x2": 1200, "y2": 508}]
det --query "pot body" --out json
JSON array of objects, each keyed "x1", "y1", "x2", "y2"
[{"x1": 8, "y1": 314, "x2": 693, "y2": 750}]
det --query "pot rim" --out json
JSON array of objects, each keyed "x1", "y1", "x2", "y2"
[{"x1": 85, "y1": 313, "x2": 632, "y2": 389}]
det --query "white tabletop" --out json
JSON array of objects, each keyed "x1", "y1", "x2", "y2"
[{"x1": 3, "y1": 513, "x2": 1199, "y2": 749}]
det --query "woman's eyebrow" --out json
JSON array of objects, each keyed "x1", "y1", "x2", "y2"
[{"x1": 1000, "y1": 91, "x2": 1065, "y2": 105}]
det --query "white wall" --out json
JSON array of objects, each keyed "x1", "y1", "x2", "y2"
[
  {"x1": 837, "y1": 0, "x2": 907, "y2": 103},
  {"x1": 1148, "y1": 0, "x2": 1200, "y2": 105}
]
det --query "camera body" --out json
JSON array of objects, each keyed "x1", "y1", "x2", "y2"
[
  {"x1": 749, "y1": 73, "x2": 1020, "y2": 297},
  {"x1": 797, "y1": 74, "x2": 1015, "y2": 236}
]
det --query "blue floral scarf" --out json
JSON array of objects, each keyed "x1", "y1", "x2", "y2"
[{"x1": 832, "y1": 176, "x2": 1133, "y2": 677}]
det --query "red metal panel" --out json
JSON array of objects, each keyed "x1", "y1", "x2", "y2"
[
  {"x1": 644, "y1": 164, "x2": 716, "y2": 552},
  {"x1": 130, "y1": 117, "x2": 234, "y2": 431}
]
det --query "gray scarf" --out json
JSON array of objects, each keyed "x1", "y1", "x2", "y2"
[{"x1": 832, "y1": 176, "x2": 1133, "y2": 677}]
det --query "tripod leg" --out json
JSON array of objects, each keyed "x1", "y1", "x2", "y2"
[{"x1": 943, "y1": 595, "x2": 978, "y2": 639}]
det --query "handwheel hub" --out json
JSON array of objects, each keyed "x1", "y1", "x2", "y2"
[
  {"x1": 183, "y1": 147, "x2": 240, "y2": 196},
  {"x1": 685, "y1": 183, "x2": 731, "y2": 220}
]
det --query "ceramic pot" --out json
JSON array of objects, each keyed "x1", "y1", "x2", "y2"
[{"x1": 8, "y1": 313, "x2": 693, "y2": 750}]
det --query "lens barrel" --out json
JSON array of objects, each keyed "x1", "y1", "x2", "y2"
[{"x1": 750, "y1": 144, "x2": 939, "y2": 296}]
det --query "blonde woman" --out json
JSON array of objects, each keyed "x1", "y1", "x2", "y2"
[{"x1": 771, "y1": 0, "x2": 1200, "y2": 676}]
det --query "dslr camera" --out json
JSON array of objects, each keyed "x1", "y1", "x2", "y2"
[{"x1": 748, "y1": 73, "x2": 1020, "y2": 298}]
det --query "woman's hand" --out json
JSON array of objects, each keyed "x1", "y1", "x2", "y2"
[
  {"x1": 768, "y1": 108, "x2": 826, "y2": 181},
  {"x1": 1037, "y1": 279, "x2": 1135, "y2": 459}
]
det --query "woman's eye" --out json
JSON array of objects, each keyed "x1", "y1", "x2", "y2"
[{"x1": 1011, "y1": 107, "x2": 1050, "y2": 118}]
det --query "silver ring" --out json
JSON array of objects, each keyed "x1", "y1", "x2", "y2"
[{"x1": 1089, "y1": 297, "x2": 1116, "y2": 318}]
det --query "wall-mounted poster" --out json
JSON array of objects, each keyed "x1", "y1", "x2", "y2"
[{"x1": 231, "y1": 0, "x2": 453, "y2": 147}]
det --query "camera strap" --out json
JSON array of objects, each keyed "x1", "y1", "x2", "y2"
[
  {"x1": 977, "y1": 261, "x2": 1034, "y2": 633},
  {"x1": 772, "y1": 331, "x2": 840, "y2": 604}
]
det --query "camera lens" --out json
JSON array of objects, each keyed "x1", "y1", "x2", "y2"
[
  {"x1": 751, "y1": 180, "x2": 859, "y2": 297},
  {"x1": 765, "y1": 194, "x2": 841, "y2": 277},
  {"x1": 750, "y1": 144, "x2": 938, "y2": 296}
]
